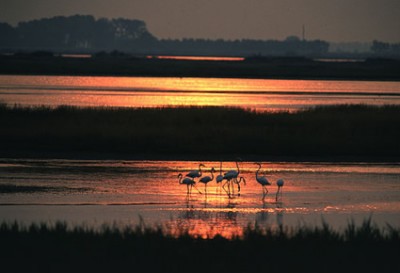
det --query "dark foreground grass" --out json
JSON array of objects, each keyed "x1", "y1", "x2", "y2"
[
  {"x1": 1, "y1": 104, "x2": 399, "y2": 160},
  {"x1": 0, "y1": 220, "x2": 399, "y2": 273}
]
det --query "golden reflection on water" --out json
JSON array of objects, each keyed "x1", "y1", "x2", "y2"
[
  {"x1": 0, "y1": 159, "x2": 399, "y2": 238},
  {"x1": 1, "y1": 75, "x2": 400, "y2": 111}
]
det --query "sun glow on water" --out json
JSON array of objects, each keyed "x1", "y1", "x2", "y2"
[
  {"x1": 0, "y1": 159, "x2": 399, "y2": 238},
  {"x1": 1, "y1": 75, "x2": 400, "y2": 112}
]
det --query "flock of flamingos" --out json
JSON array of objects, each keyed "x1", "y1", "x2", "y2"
[{"x1": 178, "y1": 159, "x2": 284, "y2": 201}]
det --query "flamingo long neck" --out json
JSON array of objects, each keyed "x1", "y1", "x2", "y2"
[
  {"x1": 236, "y1": 160, "x2": 240, "y2": 174},
  {"x1": 256, "y1": 165, "x2": 261, "y2": 180},
  {"x1": 211, "y1": 169, "x2": 214, "y2": 180},
  {"x1": 198, "y1": 164, "x2": 203, "y2": 176},
  {"x1": 178, "y1": 174, "x2": 183, "y2": 184}
]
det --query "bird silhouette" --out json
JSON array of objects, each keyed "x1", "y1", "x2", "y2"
[
  {"x1": 255, "y1": 163, "x2": 271, "y2": 200},
  {"x1": 215, "y1": 161, "x2": 224, "y2": 194},
  {"x1": 216, "y1": 161, "x2": 224, "y2": 184},
  {"x1": 276, "y1": 179, "x2": 284, "y2": 202},
  {"x1": 234, "y1": 176, "x2": 246, "y2": 196},
  {"x1": 178, "y1": 173, "x2": 202, "y2": 195},
  {"x1": 199, "y1": 167, "x2": 215, "y2": 194},
  {"x1": 222, "y1": 158, "x2": 241, "y2": 197},
  {"x1": 186, "y1": 163, "x2": 205, "y2": 179}
]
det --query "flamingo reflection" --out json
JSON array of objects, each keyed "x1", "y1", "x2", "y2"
[{"x1": 256, "y1": 201, "x2": 269, "y2": 223}]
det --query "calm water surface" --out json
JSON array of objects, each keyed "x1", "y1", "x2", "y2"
[
  {"x1": 1, "y1": 75, "x2": 400, "y2": 111},
  {"x1": 1, "y1": 159, "x2": 399, "y2": 238}
]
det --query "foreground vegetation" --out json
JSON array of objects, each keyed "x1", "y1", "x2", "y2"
[
  {"x1": 0, "y1": 104, "x2": 399, "y2": 160},
  {"x1": 0, "y1": 220, "x2": 398, "y2": 273}
]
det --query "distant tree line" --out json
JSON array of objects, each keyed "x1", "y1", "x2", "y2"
[
  {"x1": 155, "y1": 36, "x2": 329, "y2": 56},
  {"x1": 0, "y1": 15, "x2": 157, "y2": 52},
  {"x1": 3, "y1": 14, "x2": 398, "y2": 57},
  {"x1": 371, "y1": 40, "x2": 400, "y2": 57}
]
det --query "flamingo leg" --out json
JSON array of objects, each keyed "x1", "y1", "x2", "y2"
[
  {"x1": 192, "y1": 184, "x2": 202, "y2": 194},
  {"x1": 262, "y1": 186, "x2": 267, "y2": 200},
  {"x1": 222, "y1": 180, "x2": 229, "y2": 195}
]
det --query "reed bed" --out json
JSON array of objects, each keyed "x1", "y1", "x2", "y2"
[
  {"x1": 0, "y1": 220, "x2": 398, "y2": 273},
  {"x1": 0, "y1": 104, "x2": 399, "y2": 160}
]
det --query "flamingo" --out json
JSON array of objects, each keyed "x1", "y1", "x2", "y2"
[
  {"x1": 276, "y1": 179, "x2": 284, "y2": 202},
  {"x1": 186, "y1": 163, "x2": 205, "y2": 179},
  {"x1": 178, "y1": 173, "x2": 202, "y2": 195},
  {"x1": 222, "y1": 158, "x2": 241, "y2": 197},
  {"x1": 215, "y1": 161, "x2": 224, "y2": 194},
  {"x1": 255, "y1": 163, "x2": 271, "y2": 200},
  {"x1": 216, "y1": 161, "x2": 224, "y2": 184},
  {"x1": 199, "y1": 167, "x2": 215, "y2": 194},
  {"x1": 234, "y1": 176, "x2": 246, "y2": 196}
]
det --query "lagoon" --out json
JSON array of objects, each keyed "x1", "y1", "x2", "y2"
[
  {"x1": 1, "y1": 75, "x2": 400, "y2": 111},
  {"x1": 1, "y1": 159, "x2": 399, "y2": 238}
]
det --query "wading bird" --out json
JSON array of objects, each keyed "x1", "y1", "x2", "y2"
[
  {"x1": 234, "y1": 176, "x2": 246, "y2": 196},
  {"x1": 216, "y1": 161, "x2": 224, "y2": 184},
  {"x1": 186, "y1": 163, "x2": 205, "y2": 179},
  {"x1": 222, "y1": 158, "x2": 242, "y2": 197},
  {"x1": 178, "y1": 173, "x2": 202, "y2": 195},
  {"x1": 276, "y1": 179, "x2": 284, "y2": 202},
  {"x1": 199, "y1": 167, "x2": 215, "y2": 194},
  {"x1": 215, "y1": 161, "x2": 224, "y2": 194},
  {"x1": 255, "y1": 163, "x2": 271, "y2": 200}
]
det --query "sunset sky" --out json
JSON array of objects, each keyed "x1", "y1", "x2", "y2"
[{"x1": 1, "y1": 0, "x2": 399, "y2": 43}]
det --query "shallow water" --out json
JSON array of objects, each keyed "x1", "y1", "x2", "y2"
[
  {"x1": 0, "y1": 159, "x2": 399, "y2": 237},
  {"x1": 1, "y1": 76, "x2": 400, "y2": 111}
]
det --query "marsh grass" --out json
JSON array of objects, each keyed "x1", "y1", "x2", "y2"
[
  {"x1": 0, "y1": 104, "x2": 399, "y2": 159},
  {"x1": 0, "y1": 220, "x2": 398, "y2": 273}
]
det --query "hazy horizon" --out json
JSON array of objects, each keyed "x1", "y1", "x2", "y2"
[{"x1": 1, "y1": 0, "x2": 399, "y2": 43}]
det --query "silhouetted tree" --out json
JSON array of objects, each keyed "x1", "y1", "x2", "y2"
[
  {"x1": 1, "y1": 14, "x2": 331, "y2": 56},
  {"x1": 371, "y1": 40, "x2": 390, "y2": 54},
  {"x1": 0, "y1": 22, "x2": 17, "y2": 47}
]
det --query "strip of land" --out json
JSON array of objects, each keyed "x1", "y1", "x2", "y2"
[
  {"x1": 1, "y1": 104, "x2": 399, "y2": 161},
  {"x1": 1, "y1": 54, "x2": 400, "y2": 81}
]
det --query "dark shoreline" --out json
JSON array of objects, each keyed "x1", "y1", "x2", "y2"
[{"x1": 1, "y1": 55, "x2": 400, "y2": 81}]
